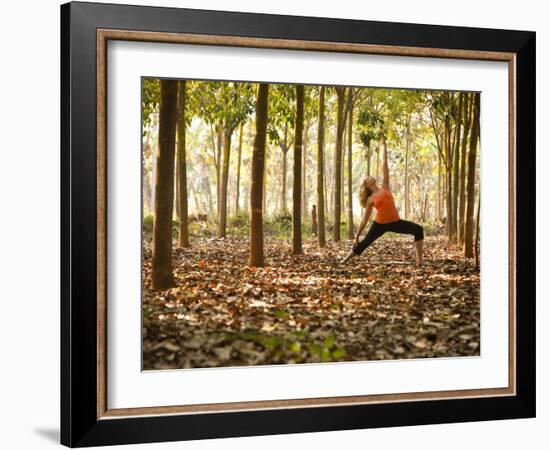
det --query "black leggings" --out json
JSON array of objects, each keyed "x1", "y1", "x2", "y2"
[{"x1": 353, "y1": 219, "x2": 424, "y2": 256}]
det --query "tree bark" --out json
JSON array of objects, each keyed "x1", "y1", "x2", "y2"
[
  {"x1": 301, "y1": 119, "x2": 310, "y2": 218},
  {"x1": 366, "y1": 141, "x2": 371, "y2": 177},
  {"x1": 458, "y1": 93, "x2": 472, "y2": 243},
  {"x1": 451, "y1": 93, "x2": 463, "y2": 242},
  {"x1": 444, "y1": 104, "x2": 453, "y2": 240},
  {"x1": 474, "y1": 194, "x2": 481, "y2": 269},
  {"x1": 176, "y1": 80, "x2": 190, "y2": 248},
  {"x1": 347, "y1": 101, "x2": 354, "y2": 240},
  {"x1": 218, "y1": 127, "x2": 233, "y2": 238},
  {"x1": 215, "y1": 126, "x2": 222, "y2": 218},
  {"x1": 404, "y1": 116, "x2": 411, "y2": 219},
  {"x1": 292, "y1": 85, "x2": 304, "y2": 254},
  {"x1": 152, "y1": 80, "x2": 178, "y2": 289},
  {"x1": 464, "y1": 93, "x2": 480, "y2": 258},
  {"x1": 282, "y1": 145, "x2": 288, "y2": 213},
  {"x1": 235, "y1": 122, "x2": 244, "y2": 214},
  {"x1": 333, "y1": 87, "x2": 348, "y2": 242},
  {"x1": 249, "y1": 83, "x2": 269, "y2": 267},
  {"x1": 316, "y1": 86, "x2": 327, "y2": 247},
  {"x1": 311, "y1": 205, "x2": 318, "y2": 236}
]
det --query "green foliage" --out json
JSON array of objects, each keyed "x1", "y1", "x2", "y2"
[{"x1": 222, "y1": 329, "x2": 347, "y2": 363}]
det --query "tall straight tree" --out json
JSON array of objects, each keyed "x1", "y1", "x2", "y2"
[
  {"x1": 316, "y1": 86, "x2": 327, "y2": 247},
  {"x1": 347, "y1": 100, "x2": 354, "y2": 240},
  {"x1": 333, "y1": 87, "x2": 351, "y2": 242},
  {"x1": 464, "y1": 93, "x2": 480, "y2": 258},
  {"x1": 152, "y1": 80, "x2": 178, "y2": 289},
  {"x1": 176, "y1": 80, "x2": 190, "y2": 248},
  {"x1": 249, "y1": 83, "x2": 269, "y2": 267},
  {"x1": 451, "y1": 92, "x2": 463, "y2": 241},
  {"x1": 292, "y1": 85, "x2": 304, "y2": 254},
  {"x1": 234, "y1": 122, "x2": 244, "y2": 214},
  {"x1": 458, "y1": 93, "x2": 472, "y2": 243}
]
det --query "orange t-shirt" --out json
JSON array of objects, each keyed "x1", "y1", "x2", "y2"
[{"x1": 372, "y1": 188, "x2": 400, "y2": 224}]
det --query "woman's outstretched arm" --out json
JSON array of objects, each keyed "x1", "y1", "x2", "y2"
[
  {"x1": 354, "y1": 203, "x2": 373, "y2": 245},
  {"x1": 382, "y1": 135, "x2": 390, "y2": 191}
]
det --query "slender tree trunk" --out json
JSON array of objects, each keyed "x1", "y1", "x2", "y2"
[
  {"x1": 176, "y1": 80, "x2": 190, "y2": 248},
  {"x1": 317, "y1": 86, "x2": 327, "y2": 247},
  {"x1": 151, "y1": 142, "x2": 157, "y2": 214},
  {"x1": 218, "y1": 128, "x2": 233, "y2": 238},
  {"x1": 249, "y1": 83, "x2": 269, "y2": 267},
  {"x1": 152, "y1": 80, "x2": 178, "y2": 289},
  {"x1": 375, "y1": 144, "x2": 380, "y2": 181},
  {"x1": 312, "y1": 205, "x2": 318, "y2": 236},
  {"x1": 437, "y1": 151, "x2": 441, "y2": 220},
  {"x1": 458, "y1": 93, "x2": 472, "y2": 243},
  {"x1": 464, "y1": 93, "x2": 480, "y2": 258},
  {"x1": 301, "y1": 119, "x2": 309, "y2": 218},
  {"x1": 263, "y1": 146, "x2": 267, "y2": 215},
  {"x1": 292, "y1": 85, "x2": 304, "y2": 254},
  {"x1": 445, "y1": 108, "x2": 453, "y2": 240},
  {"x1": 333, "y1": 87, "x2": 347, "y2": 242},
  {"x1": 347, "y1": 101, "x2": 354, "y2": 240},
  {"x1": 366, "y1": 142, "x2": 371, "y2": 177},
  {"x1": 451, "y1": 93, "x2": 463, "y2": 242},
  {"x1": 281, "y1": 145, "x2": 288, "y2": 213},
  {"x1": 474, "y1": 195, "x2": 481, "y2": 269},
  {"x1": 235, "y1": 122, "x2": 244, "y2": 214},
  {"x1": 404, "y1": 117, "x2": 411, "y2": 218},
  {"x1": 216, "y1": 126, "x2": 222, "y2": 218}
]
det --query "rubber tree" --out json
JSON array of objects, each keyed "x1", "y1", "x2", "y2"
[
  {"x1": 316, "y1": 86, "x2": 327, "y2": 248},
  {"x1": 249, "y1": 83, "x2": 270, "y2": 267},
  {"x1": 292, "y1": 85, "x2": 304, "y2": 254},
  {"x1": 152, "y1": 79, "x2": 178, "y2": 289}
]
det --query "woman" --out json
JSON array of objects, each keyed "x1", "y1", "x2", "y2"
[{"x1": 342, "y1": 137, "x2": 424, "y2": 265}]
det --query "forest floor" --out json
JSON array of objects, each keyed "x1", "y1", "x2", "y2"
[{"x1": 142, "y1": 235, "x2": 480, "y2": 370}]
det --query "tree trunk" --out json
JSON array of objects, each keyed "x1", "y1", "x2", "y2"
[
  {"x1": 404, "y1": 117, "x2": 410, "y2": 218},
  {"x1": 281, "y1": 145, "x2": 288, "y2": 213},
  {"x1": 152, "y1": 80, "x2": 178, "y2": 289},
  {"x1": 215, "y1": 126, "x2": 222, "y2": 218},
  {"x1": 311, "y1": 205, "x2": 318, "y2": 236},
  {"x1": 235, "y1": 122, "x2": 244, "y2": 214},
  {"x1": 458, "y1": 93, "x2": 472, "y2": 243},
  {"x1": 474, "y1": 195, "x2": 481, "y2": 269},
  {"x1": 263, "y1": 146, "x2": 267, "y2": 215},
  {"x1": 366, "y1": 142, "x2": 371, "y2": 177},
  {"x1": 316, "y1": 86, "x2": 327, "y2": 247},
  {"x1": 464, "y1": 93, "x2": 480, "y2": 258},
  {"x1": 176, "y1": 80, "x2": 190, "y2": 248},
  {"x1": 437, "y1": 151, "x2": 441, "y2": 220},
  {"x1": 333, "y1": 87, "x2": 347, "y2": 242},
  {"x1": 301, "y1": 119, "x2": 309, "y2": 218},
  {"x1": 249, "y1": 83, "x2": 269, "y2": 267},
  {"x1": 445, "y1": 109, "x2": 453, "y2": 240},
  {"x1": 151, "y1": 142, "x2": 157, "y2": 214},
  {"x1": 451, "y1": 93, "x2": 463, "y2": 242},
  {"x1": 218, "y1": 127, "x2": 233, "y2": 238},
  {"x1": 292, "y1": 85, "x2": 304, "y2": 254},
  {"x1": 347, "y1": 101, "x2": 354, "y2": 240}
]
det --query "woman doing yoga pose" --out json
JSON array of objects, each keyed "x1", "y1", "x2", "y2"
[{"x1": 342, "y1": 137, "x2": 424, "y2": 265}]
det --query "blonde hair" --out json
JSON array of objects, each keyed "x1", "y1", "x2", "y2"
[{"x1": 359, "y1": 179, "x2": 372, "y2": 208}]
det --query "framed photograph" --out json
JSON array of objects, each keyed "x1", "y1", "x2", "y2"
[{"x1": 61, "y1": 1, "x2": 535, "y2": 447}]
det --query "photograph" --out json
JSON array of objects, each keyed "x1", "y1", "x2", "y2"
[{"x1": 141, "y1": 78, "x2": 481, "y2": 370}]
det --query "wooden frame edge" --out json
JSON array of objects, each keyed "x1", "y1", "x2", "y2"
[{"x1": 95, "y1": 28, "x2": 517, "y2": 421}]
